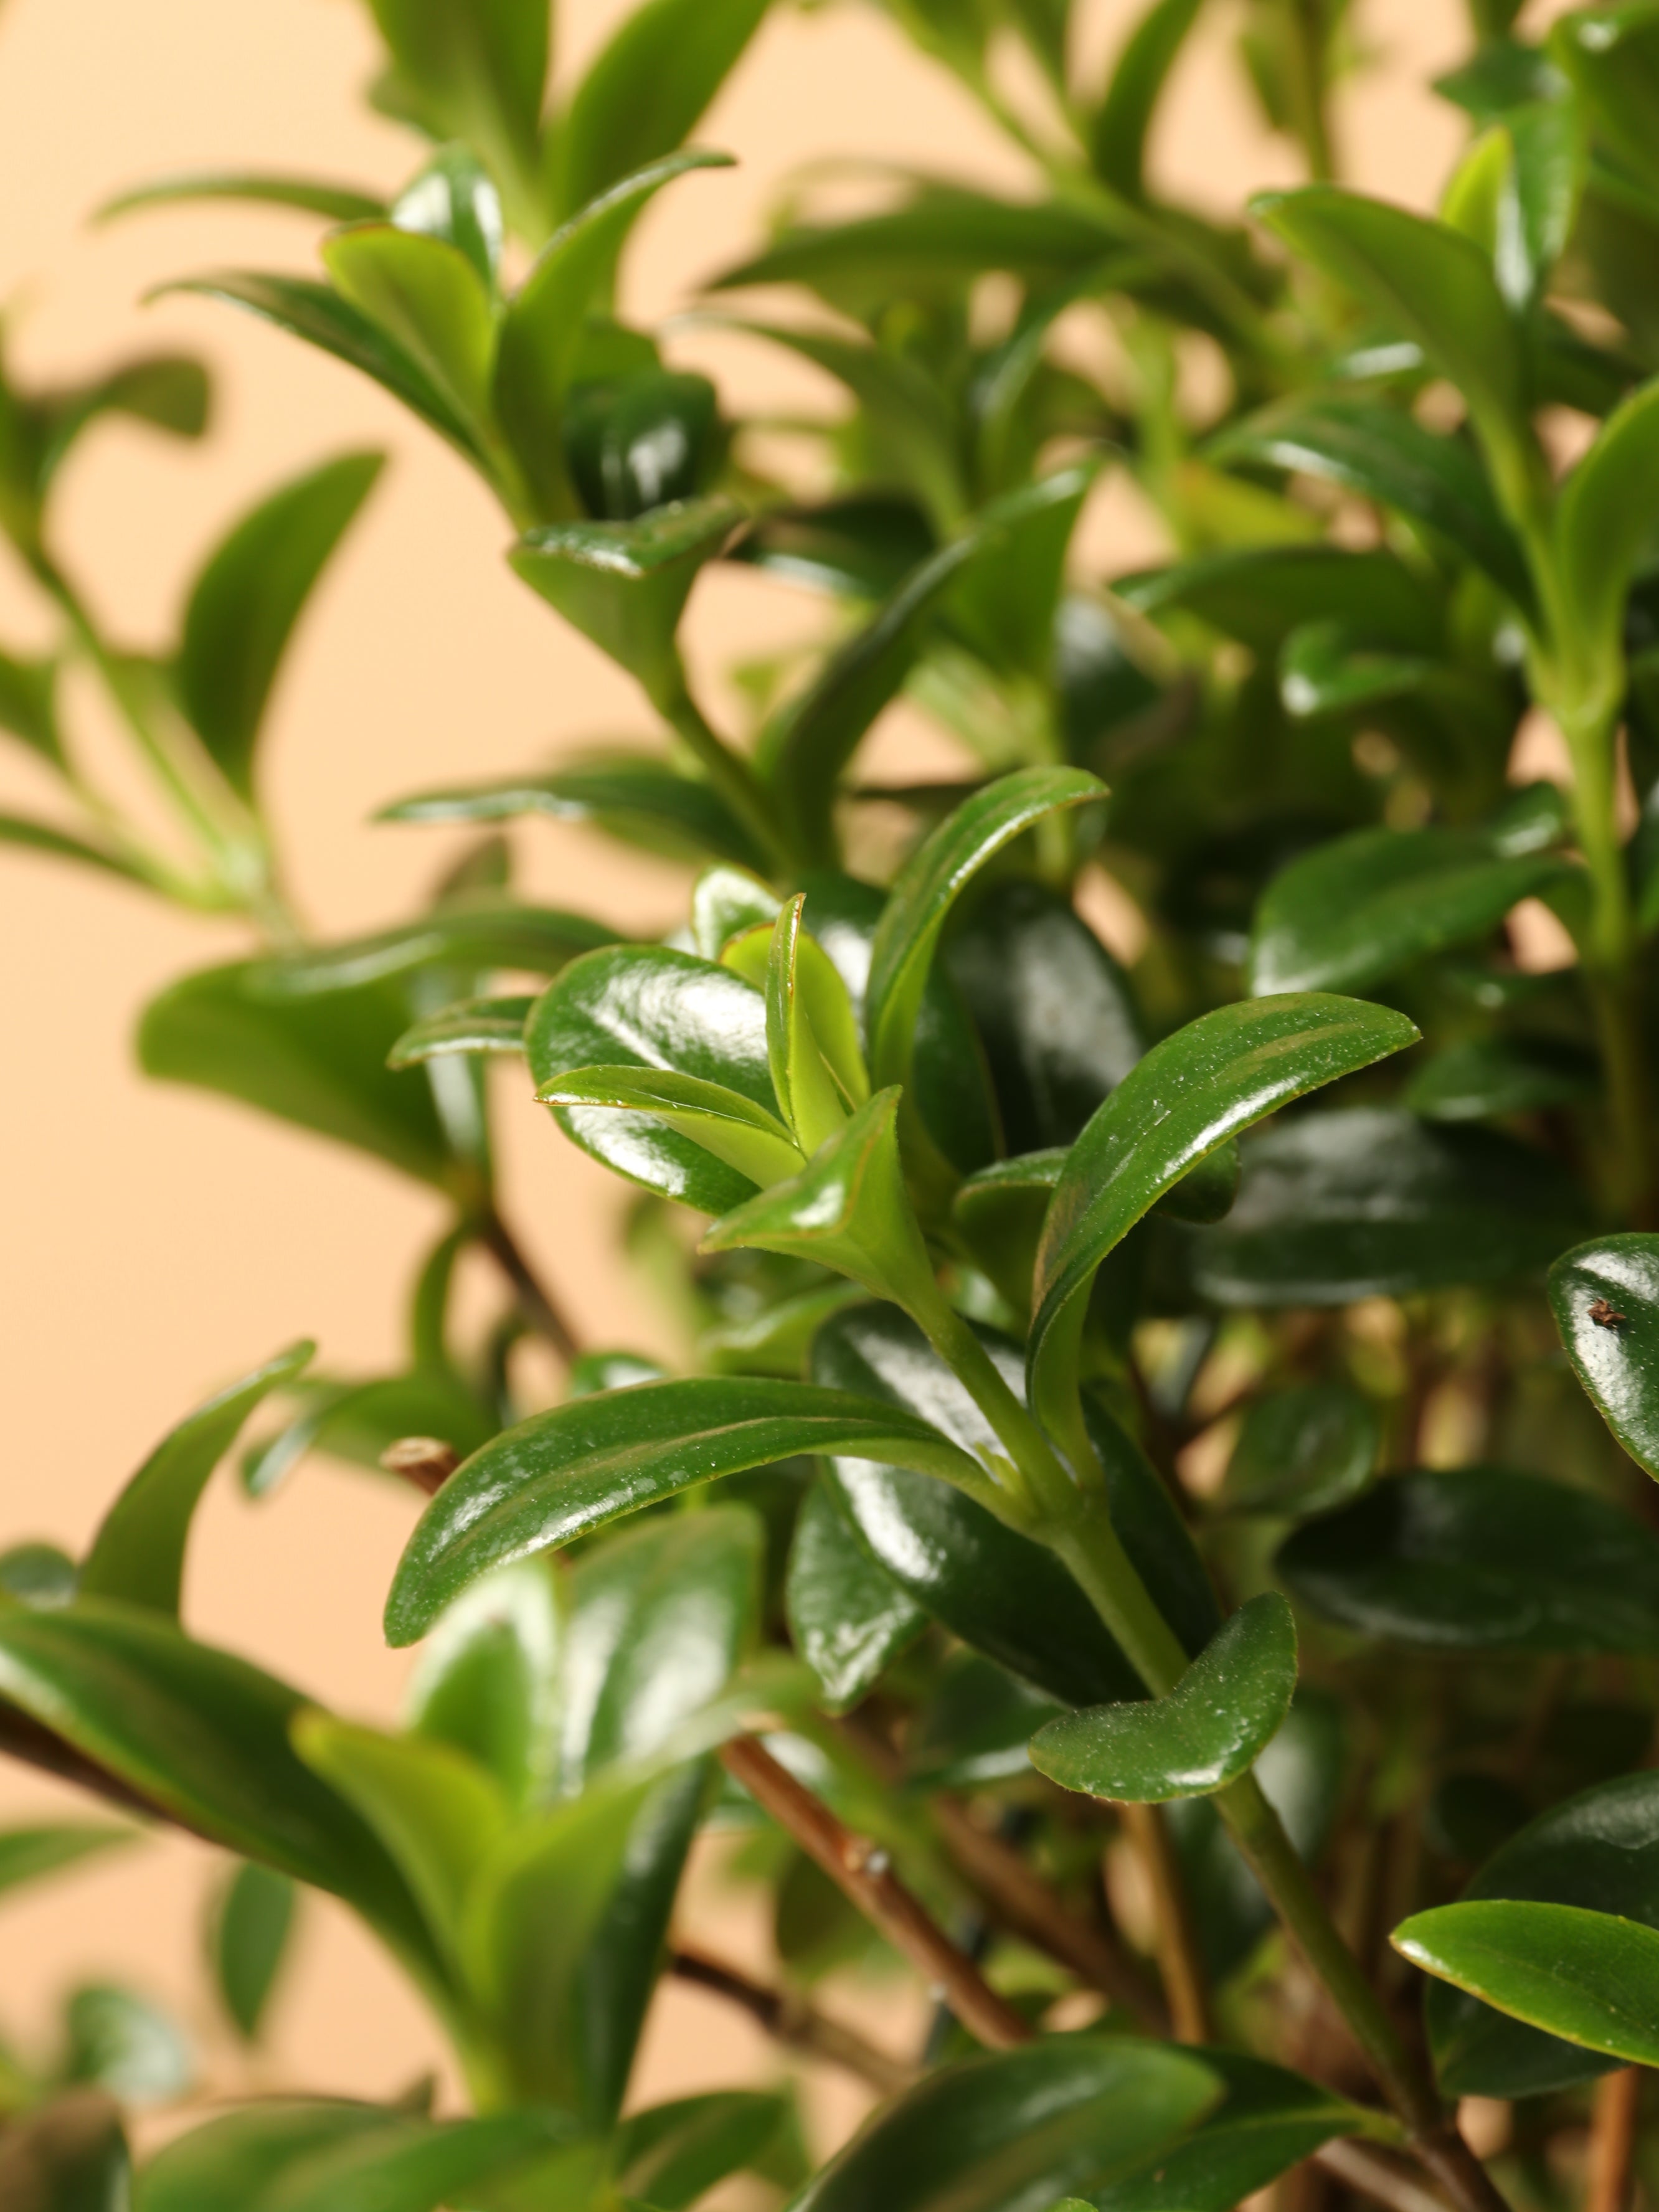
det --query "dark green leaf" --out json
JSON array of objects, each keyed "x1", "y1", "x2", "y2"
[
  {"x1": 78, "y1": 1342, "x2": 314, "y2": 1616},
  {"x1": 1435, "y1": 40, "x2": 1562, "y2": 122},
  {"x1": 0, "y1": 648, "x2": 62, "y2": 767},
  {"x1": 907, "y1": 1651, "x2": 1064, "y2": 1788},
  {"x1": 1550, "y1": 1234, "x2": 1659, "y2": 1477},
  {"x1": 1089, "y1": 0, "x2": 1206, "y2": 197},
  {"x1": 404, "y1": 1560, "x2": 561, "y2": 1809},
  {"x1": 242, "y1": 1371, "x2": 498, "y2": 1496},
  {"x1": 1186, "y1": 1108, "x2": 1590, "y2": 1305},
  {"x1": 176, "y1": 451, "x2": 385, "y2": 798},
  {"x1": 730, "y1": 495, "x2": 937, "y2": 600},
  {"x1": 1090, "y1": 2049, "x2": 1387, "y2": 2212},
  {"x1": 551, "y1": 0, "x2": 768, "y2": 222},
  {"x1": 1030, "y1": 998, "x2": 1417, "y2": 1455},
  {"x1": 526, "y1": 943, "x2": 773, "y2": 1214},
  {"x1": 65, "y1": 1985, "x2": 192, "y2": 2105},
  {"x1": 1421, "y1": 1769, "x2": 1659, "y2": 2096},
  {"x1": 494, "y1": 154, "x2": 732, "y2": 518},
  {"x1": 366, "y1": 0, "x2": 549, "y2": 217},
  {"x1": 1275, "y1": 1467, "x2": 1659, "y2": 1650},
  {"x1": 389, "y1": 146, "x2": 503, "y2": 288},
  {"x1": 138, "y1": 960, "x2": 459, "y2": 1189},
  {"x1": 1404, "y1": 1036, "x2": 1594, "y2": 1122},
  {"x1": 209, "y1": 1861, "x2": 296, "y2": 2043},
  {"x1": 1250, "y1": 825, "x2": 1571, "y2": 995},
  {"x1": 813, "y1": 1302, "x2": 1214, "y2": 1706},
  {"x1": 952, "y1": 1150, "x2": 1066, "y2": 1316},
  {"x1": 613, "y1": 2092, "x2": 791, "y2": 2212},
  {"x1": 1396, "y1": 1900, "x2": 1659, "y2": 2068},
  {"x1": 164, "y1": 273, "x2": 490, "y2": 469},
  {"x1": 382, "y1": 758, "x2": 766, "y2": 869},
  {"x1": 946, "y1": 464, "x2": 1101, "y2": 682},
  {"x1": 135, "y1": 2100, "x2": 571, "y2": 2212},
  {"x1": 542, "y1": 1067, "x2": 801, "y2": 1199},
  {"x1": 1118, "y1": 546, "x2": 1441, "y2": 656},
  {"x1": 766, "y1": 535, "x2": 981, "y2": 866},
  {"x1": 1550, "y1": 6, "x2": 1659, "y2": 199},
  {"x1": 384, "y1": 1376, "x2": 987, "y2": 1645},
  {"x1": 1206, "y1": 395, "x2": 1531, "y2": 603},
  {"x1": 788, "y1": 2038, "x2": 1221, "y2": 2212},
  {"x1": 1219, "y1": 1383, "x2": 1378, "y2": 1516},
  {"x1": 0, "y1": 1543, "x2": 77, "y2": 1608},
  {"x1": 0, "y1": 1604, "x2": 438, "y2": 1978},
  {"x1": 1250, "y1": 187, "x2": 1531, "y2": 492},
  {"x1": 31, "y1": 357, "x2": 211, "y2": 506},
  {"x1": 785, "y1": 1477, "x2": 928, "y2": 1713},
  {"x1": 509, "y1": 496, "x2": 743, "y2": 704},
  {"x1": 100, "y1": 171, "x2": 387, "y2": 223},
  {"x1": 1031, "y1": 1594, "x2": 1297, "y2": 1802}
]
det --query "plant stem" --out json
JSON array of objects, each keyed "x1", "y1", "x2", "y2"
[
  {"x1": 474, "y1": 1210, "x2": 580, "y2": 1363},
  {"x1": 659, "y1": 679, "x2": 793, "y2": 877},
  {"x1": 719, "y1": 1736, "x2": 1032, "y2": 2051},
  {"x1": 668, "y1": 1947, "x2": 916, "y2": 2094},
  {"x1": 1315, "y1": 2140, "x2": 1460, "y2": 2212},
  {"x1": 1118, "y1": 1800, "x2": 1211, "y2": 2041},
  {"x1": 1587, "y1": 2067, "x2": 1641, "y2": 2212},
  {"x1": 1280, "y1": 0, "x2": 1338, "y2": 182},
  {"x1": 839, "y1": 1713, "x2": 1166, "y2": 2027}
]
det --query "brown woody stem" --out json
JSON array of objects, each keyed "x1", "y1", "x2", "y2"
[
  {"x1": 719, "y1": 1736, "x2": 1032, "y2": 2051},
  {"x1": 1118, "y1": 1800, "x2": 1212, "y2": 2043},
  {"x1": 475, "y1": 1210, "x2": 581, "y2": 1363},
  {"x1": 668, "y1": 1946, "x2": 914, "y2": 2095},
  {"x1": 1587, "y1": 2067, "x2": 1641, "y2": 2212}
]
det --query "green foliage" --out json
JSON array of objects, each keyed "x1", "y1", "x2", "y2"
[{"x1": 23, "y1": 0, "x2": 1659, "y2": 2204}]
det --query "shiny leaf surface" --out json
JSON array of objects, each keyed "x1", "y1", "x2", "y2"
[
  {"x1": 785, "y1": 1477, "x2": 928, "y2": 1714},
  {"x1": 1550, "y1": 1234, "x2": 1659, "y2": 1477},
  {"x1": 1396, "y1": 1900, "x2": 1659, "y2": 2068},
  {"x1": 1219, "y1": 1383, "x2": 1378, "y2": 1517}
]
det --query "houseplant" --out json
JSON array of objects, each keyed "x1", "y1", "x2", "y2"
[{"x1": 7, "y1": 0, "x2": 1659, "y2": 2206}]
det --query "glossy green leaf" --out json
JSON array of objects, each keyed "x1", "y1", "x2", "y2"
[
  {"x1": 788, "y1": 2038, "x2": 1221, "y2": 2212},
  {"x1": 952, "y1": 1150, "x2": 1065, "y2": 1316},
  {"x1": 527, "y1": 943, "x2": 774, "y2": 1214},
  {"x1": 1396, "y1": 1900, "x2": 1659, "y2": 2068},
  {"x1": 1276, "y1": 1467, "x2": 1659, "y2": 1650},
  {"x1": 757, "y1": 895, "x2": 864, "y2": 1153},
  {"x1": 0, "y1": 1604, "x2": 437, "y2": 1976},
  {"x1": 389, "y1": 146, "x2": 503, "y2": 288},
  {"x1": 0, "y1": 2092, "x2": 129, "y2": 2212},
  {"x1": 947, "y1": 880, "x2": 1143, "y2": 1155},
  {"x1": 866, "y1": 767, "x2": 1106, "y2": 1097},
  {"x1": 946, "y1": 464, "x2": 1101, "y2": 682},
  {"x1": 176, "y1": 451, "x2": 384, "y2": 798},
  {"x1": 138, "y1": 960, "x2": 458, "y2": 1189},
  {"x1": 389, "y1": 995, "x2": 532, "y2": 1068},
  {"x1": 613, "y1": 2091, "x2": 792, "y2": 2211},
  {"x1": 766, "y1": 536, "x2": 981, "y2": 866},
  {"x1": 1404, "y1": 1035, "x2": 1594, "y2": 1122},
  {"x1": 510, "y1": 496, "x2": 742, "y2": 705},
  {"x1": 382, "y1": 759, "x2": 766, "y2": 869},
  {"x1": 785, "y1": 1477, "x2": 928, "y2": 1713},
  {"x1": 209, "y1": 1861, "x2": 296, "y2": 2042},
  {"x1": 0, "y1": 1823, "x2": 133, "y2": 1902},
  {"x1": 1550, "y1": 1234, "x2": 1659, "y2": 1476},
  {"x1": 1118, "y1": 545, "x2": 1440, "y2": 656},
  {"x1": 813, "y1": 1302, "x2": 1216, "y2": 1706},
  {"x1": 384, "y1": 1376, "x2": 986, "y2": 1644},
  {"x1": 167, "y1": 273, "x2": 490, "y2": 468},
  {"x1": 1206, "y1": 395, "x2": 1531, "y2": 603},
  {"x1": 136, "y1": 2100, "x2": 569, "y2": 2212},
  {"x1": 1090, "y1": 2049, "x2": 1387, "y2": 2212},
  {"x1": 320, "y1": 224, "x2": 496, "y2": 424},
  {"x1": 1030, "y1": 997, "x2": 1416, "y2": 1458},
  {"x1": 1186, "y1": 1108, "x2": 1590, "y2": 1305},
  {"x1": 0, "y1": 1543, "x2": 77, "y2": 1608},
  {"x1": 1090, "y1": 0, "x2": 1207, "y2": 194},
  {"x1": 541, "y1": 1065, "x2": 803, "y2": 1190},
  {"x1": 1030, "y1": 1594, "x2": 1297, "y2": 1802},
  {"x1": 551, "y1": 0, "x2": 768, "y2": 220},
  {"x1": 1554, "y1": 377, "x2": 1659, "y2": 678},
  {"x1": 564, "y1": 367, "x2": 719, "y2": 521},
  {"x1": 1421, "y1": 1769, "x2": 1659, "y2": 2096},
  {"x1": 78, "y1": 1341, "x2": 313, "y2": 1616},
  {"x1": 100, "y1": 171, "x2": 387, "y2": 223},
  {"x1": 1249, "y1": 825, "x2": 1569, "y2": 995},
  {"x1": 1219, "y1": 1383, "x2": 1378, "y2": 1516},
  {"x1": 64, "y1": 1986, "x2": 191, "y2": 2106},
  {"x1": 730, "y1": 493, "x2": 937, "y2": 600},
  {"x1": 495, "y1": 154, "x2": 732, "y2": 517},
  {"x1": 404, "y1": 1560, "x2": 561, "y2": 1810},
  {"x1": 1250, "y1": 187, "x2": 1531, "y2": 491}
]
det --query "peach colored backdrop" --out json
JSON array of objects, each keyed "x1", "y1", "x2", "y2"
[{"x1": 0, "y1": 0, "x2": 1523, "y2": 2159}]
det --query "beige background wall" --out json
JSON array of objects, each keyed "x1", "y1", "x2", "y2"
[{"x1": 0, "y1": 0, "x2": 1519, "y2": 2153}]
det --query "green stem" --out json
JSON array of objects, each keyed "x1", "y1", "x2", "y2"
[
  {"x1": 1280, "y1": 0, "x2": 1337, "y2": 182},
  {"x1": 658, "y1": 678, "x2": 795, "y2": 877}
]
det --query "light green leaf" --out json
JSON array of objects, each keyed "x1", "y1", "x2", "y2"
[
  {"x1": 321, "y1": 223, "x2": 497, "y2": 425},
  {"x1": 1395, "y1": 1900, "x2": 1659, "y2": 2068}
]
